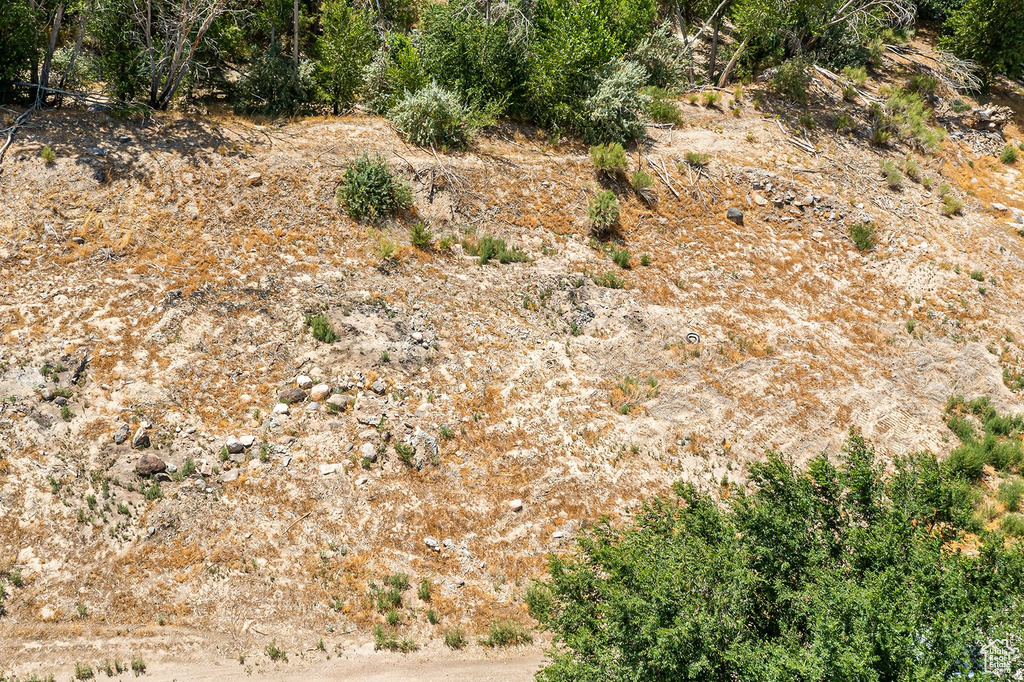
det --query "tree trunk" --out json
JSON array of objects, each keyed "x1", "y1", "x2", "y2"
[
  {"x1": 717, "y1": 36, "x2": 748, "y2": 88},
  {"x1": 56, "y1": 10, "x2": 86, "y2": 106},
  {"x1": 707, "y1": 17, "x2": 720, "y2": 83},
  {"x1": 293, "y1": 0, "x2": 300, "y2": 69},
  {"x1": 37, "y1": 2, "x2": 66, "y2": 106}
]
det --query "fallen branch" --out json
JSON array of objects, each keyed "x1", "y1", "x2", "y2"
[{"x1": 0, "y1": 103, "x2": 40, "y2": 168}]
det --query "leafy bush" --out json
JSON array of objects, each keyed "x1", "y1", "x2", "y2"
[
  {"x1": 410, "y1": 222, "x2": 434, "y2": 250},
  {"x1": 906, "y1": 73, "x2": 939, "y2": 95},
  {"x1": 849, "y1": 221, "x2": 875, "y2": 252},
  {"x1": 590, "y1": 143, "x2": 628, "y2": 175},
  {"x1": 336, "y1": 153, "x2": 413, "y2": 221},
  {"x1": 535, "y1": 432, "x2": 1024, "y2": 681},
  {"x1": 1001, "y1": 145, "x2": 1019, "y2": 164},
  {"x1": 235, "y1": 40, "x2": 312, "y2": 116},
  {"x1": 628, "y1": 21, "x2": 688, "y2": 88},
  {"x1": 480, "y1": 619, "x2": 533, "y2": 647},
  {"x1": 314, "y1": 0, "x2": 377, "y2": 113},
  {"x1": 642, "y1": 86, "x2": 682, "y2": 124},
  {"x1": 771, "y1": 57, "x2": 812, "y2": 103},
  {"x1": 361, "y1": 33, "x2": 427, "y2": 116},
  {"x1": 525, "y1": 581, "x2": 555, "y2": 622},
  {"x1": 581, "y1": 60, "x2": 650, "y2": 144},
  {"x1": 588, "y1": 191, "x2": 620, "y2": 237},
  {"x1": 0, "y1": 0, "x2": 39, "y2": 103},
  {"x1": 389, "y1": 82, "x2": 473, "y2": 149},
  {"x1": 374, "y1": 624, "x2": 419, "y2": 652},
  {"x1": 264, "y1": 641, "x2": 286, "y2": 662}
]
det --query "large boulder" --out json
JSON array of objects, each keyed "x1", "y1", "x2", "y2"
[{"x1": 135, "y1": 454, "x2": 167, "y2": 477}]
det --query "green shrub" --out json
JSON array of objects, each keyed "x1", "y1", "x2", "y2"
[
  {"x1": 40, "y1": 146, "x2": 56, "y2": 164},
  {"x1": 902, "y1": 158, "x2": 922, "y2": 183},
  {"x1": 581, "y1": 60, "x2": 651, "y2": 144},
  {"x1": 906, "y1": 73, "x2": 939, "y2": 95},
  {"x1": 480, "y1": 619, "x2": 533, "y2": 647},
  {"x1": 374, "y1": 624, "x2": 419, "y2": 652},
  {"x1": 444, "y1": 625, "x2": 467, "y2": 649},
  {"x1": 592, "y1": 271, "x2": 625, "y2": 289},
  {"x1": 641, "y1": 86, "x2": 682, "y2": 124},
  {"x1": 362, "y1": 34, "x2": 427, "y2": 116},
  {"x1": 314, "y1": 0, "x2": 377, "y2": 113},
  {"x1": 841, "y1": 65, "x2": 868, "y2": 86},
  {"x1": 1002, "y1": 513, "x2": 1024, "y2": 536},
  {"x1": 130, "y1": 655, "x2": 145, "y2": 676},
  {"x1": 590, "y1": 143, "x2": 628, "y2": 175},
  {"x1": 849, "y1": 221, "x2": 875, "y2": 252},
  {"x1": 336, "y1": 153, "x2": 413, "y2": 221},
  {"x1": 395, "y1": 441, "x2": 415, "y2": 466},
  {"x1": 702, "y1": 90, "x2": 720, "y2": 107},
  {"x1": 417, "y1": 579, "x2": 431, "y2": 601},
  {"x1": 772, "y1": 58, "x2": 812, "y2": 103},
  {"x1": 389, "y1": 82, "x2": 473, "y2": 149},
  {"x1": 426, "y1": 608, "x2": 440, "y2": 624},
  {"x1": 235, "y1": 41, "x2": 312, "y2": 116},
  {"x1": 264, "y1": 641, "x2": 287, "y2": 662},
  {"x1": 525, "y1": 581, "x2": 555, "y2": 623},
  {"x1": 1001, "y1": 145, "x2": 1018, "y2": 164},
  {"x1": 610, "y1": 246, "x2": 631, "y2": 269},
  {"x1": 1001, "y1": 478, "x2": 1024, "y2": 512},
  {"x1": 835, "y1": 113, "x2": 855, "y2": 132},
  {"x1": 629, "y1": 169, "x2": 653, "y2": 191},
  {"x1": 470, "y1": 236, "x2": 529, "y2": 265},
  {"x1": 75, "y1": 663, "x2": 94, "y2": 680},
  {"x1": 886, "y1": 169, "x2": 903, "y2": 190},
  {"x1": 941, "y1": 194, "x2": 963, "y2": 217},
  {"x1": 969, "y1": 269, "x2": 984, "y2": 281},
  {"x1": 410, "y1": 222, "x2": 434, "y2": 250},
  {"x1": 305, "y1": 314, "x2": 337, "y2": 343},
  {"x1": 588, "y1": 191, "x2": 620, "y2": 237},
  {"x1": 947, "y1": 414, "x2": 976, "y2": 442},
  {"x1": 629, "y1": 21, "x2": 688, "y2": 88},
  {"x1": 682, "y1": 151, "x2": 709, "y2": 168}
]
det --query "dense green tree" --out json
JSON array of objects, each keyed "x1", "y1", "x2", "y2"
[
  {"x1": 535, "y1": 433, "x2": 1024, "y2": 681},
  {"x1": 0, "y1": 0, "x2": 41, "y2": 102},
  {"x1": 314, "y1": 0, "x2": 377, "y2": 113},
  {"x1": 940, "y1": 0, "x2": 1024, "y2": 82}
]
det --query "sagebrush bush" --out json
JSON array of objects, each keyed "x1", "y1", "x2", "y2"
[
  {"x1": 849, "y1": 221, "x2": 875, "y2": 252},
  {"x1": 1001, "y1": 145, "x2": 1018, "y2": 164},
  {"x1": 389, "y1": 82, "x2": 472, "y2": 149},
  {"x1": 941, "y1": 194, "x2": 963, "y2": 217},
  {"x1": 336, "y1": 153, "x2": 413, "y2": 221},
  {"x1": 361, "y1": 34, "x2": 426, "y2": 116},
  {"x1": 683, "y1": 151, "x2": 709, "y2": 168},
  {"x1": 588, "y1": 190, "x2": 620, "y2": 237},
  {"x1": 629, "y1": 21, "x2": 688, "y2": 88},
  {"x1": 772, "y1": 58, "x2": 812, "y2": 103},
  {"x1": 582, "y1": 60, "x2": 650, "y2": 144}
]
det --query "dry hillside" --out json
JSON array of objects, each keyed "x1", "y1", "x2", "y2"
[{"x1": 1, "y1": 37, "x2": 1024, "y2": 679}]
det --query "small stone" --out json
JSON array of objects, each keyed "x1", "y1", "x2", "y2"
[
  {"x1": 279, "y1": 387, "x2": 307, "y2": 404},
  {"x1": 310, "y1": 384, "x2": 331, "y2": 402},
  {"x1": 135, "y1": 454, "x2": 166, "y2": 476},
  {"x1": 166, "y1": 463, "x2": 178, "y2": 474},
  {"x1": 305, "y1": 402, "x2": 320, "y2": 411},
  {"x1": 411, "y1": 332, "x2": 424, "y2": 343},
  {"x1": 319, "y1": 463, "x2": 343, "y2": 476},
  {"x1": 221, "y1": 469, "x2": 240, "y2": 483},
  {"x1": 40, "y1": 388, "x2": 55, "y2": 402},
  {"x1": 296, "y1": 375, "x2": 314, "y2": 389},
  {"x1": 327, "y1": 394, "x2": 349, "y2": 410},
  {"x1": 71, "y1": 236, "x2": 85, "y2": 245},
  {"x1": 553, "y1": 531, "x2": 565, "y2": 539},
  {"x1": 113, "y1": 423, "x2": 130, "y2": 445},
  {"x1": 193, "y1": 478, "x2": 206, "y2": 490},
  {"x1": 54, "y1": 396, "x2": 68, "y2": 406},
  {"x1": 272, "y1": 402, "x2": 290, "y2": 415},
  {"x1": 355, "y1": 477, "x2": 368, "y2": 486},
  {"x1": 371, "y1": 379, "x2": 386, "y2": 395},
  {"x1": 993, "y1": 202, "x2": 1008, "y2": 212},
  {"x1": 424, "y1": 537, "x2": 439, "y2": 549},
  {"x1": 226, "y1": 438, "x2": 245, "y2": 454},
  {"x1": 132, "y1": 426, "x2": 150, "y2": 449},
  {"x1": 726, "y1": 207, "x2": 744, "y2": 225},
  {"x1": 360, "y1": 442, "x2": 377, "y2": 462},
  {"x1": 509, "y1": 499, "x2": 524, "y2": 512},
  {"x1": 240, "y1": 435, "x2": 256, "y2": 448},
  {"x1": 246, "y1": 172, "x2": 263, "y2": 187}
]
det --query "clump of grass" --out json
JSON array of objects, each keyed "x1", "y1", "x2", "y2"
[
  {"x1": 525, "y1": 581, "x2": 555, "y2": 622},
  {"x1": 835, "y1": 113, "x2": 855, "y2": 132},
  {"x1": 841, "y1": 65, "x2": 868, "y2": 86},
  {"x1": 901, "y1": 158, "x2": 922, "y2": 183},
  {"x1": 611, "y1": 375, "x2": 659, "y2": 414},
  {"x1": 304, "y1": 313, "x2": 337, "y2": 343},
  {"x1": 394, "y1": 440, "x2": 415, "y2": 466},
  {"x1": 386, "y1": 608, "x2": 401, "y2": 626},
  {"x1": 1001, "y1": 145, "x2": 1018, "y2": 165},
  {"x1": 444, "y1": 625, "x2": 467, "y2": 649},
  {"x1": 475, "y1": 236, "x2": 528, "y2": 265},
  {"x1": 592, "y1": 271, "x2": 625, "y2": 289},
  {"x1": 641, "y1": 86, "x2": 682, "y2": 125},
  {"x1": 41, "y1": 146, "x2": 56, "y2": 164},
  {"x1": 906, "y1": 73, "x2": 938, "y2": 95},
  {"x1": 375, "y1": 235, "x2": 399, "y2": 263},
  {"x1": 905, "y1": 319, "x2": 916, "y2": 335},
  {"x1": 374, "y1": 625, "x2": 418, "y2": 652},
  {"x1": 941, "y1": 194, "x2": 963, "y2": 217},
  {"x1": 969, "y1": 269, "x2": 984, "y2": 281},
  {"x1": 849, "y1": 221, "x2": 876, "y2": 252},
  {"x1": 417, "y1": 579, "x2": 431, "y2": 601},
  {"x1": 75, "y1": 663, "x2": 94, "y2": 680},
  {"x1": 1002, "y1": 514, "x2": 1024, "y2": 537},
  {"x1": 142, "y1": 483, "x2": 162, "y2": 501},
  {"x1": 702, "y1": 90, "x2": 720, "y2": 107},
  {"x1": 480, "y1": 619, "x2": 533, "y2": 647},
  {"x1": 610, "y1": 245, "x2": 630, "y2": 269},
  {"x1": 409, "y1": 221, "x2": 434, "y2": 250},
  {"x1": 682, "y1": 151, "x2": 709, "y2": 168},
  {"x1": 264, "y1": 640, "x2": 287, "y2": 662},
  {"x1": 386, "y1": 573, "x2": 410, "y2": 591},
  {"x1": 588, "y1": 191, "x2": 620, "y2": 238},
  {"x1": 639, "y1": 253, "x2": 651, "y2": 266},
  {"x1": 426, "y1": 608, "x2": 440, "y2": 624},
  {"x1": 880, "y1": 159, "x2": 902, "y2": 190},
  {"x1": 589, "y1": 142, "x2": 627, "y2": 176}
]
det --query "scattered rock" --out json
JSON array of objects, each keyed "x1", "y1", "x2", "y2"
[
  {"x1": 54, "y1": 396, "x2": 68, "y2": 407},
  {"x1": 279, "y1": 387, "x2": 307, "y2": 404},
  {"x1": 327, "y1": 394, "x2": 349, "y2": 411},
  {"x1": 240, "y1": 435, "x2": 256, "y2": 448},
  {"x1": 135, "y1": 454, "x2": 166, "y2": 476},
  {"x1": 424, "y1": 537, "x2": 439, "y2": 549},
  {"x1": 319, "y1": 463, "x2": 344, "y2": 476},
  {"x1": 552, "y1": 531, "x2": 565, "y2": 539},
  {"x1": 509, "y1": 499, "x2": 524, "y2": 512},
  {"x1": 310, "y1": 384, "x2": 331, "y2": 402},
  {"x1": 246, "y1": 172, "x2": 263, "y2": 187},
  {"x1": 306, "y1": 402, "x2": 320, "y2": 411},
  {"x1": 993, "y1": 202, "x2": 1008, "y2": 212},
  {"x1": 296, "y1": 375, "x2": 314, "y2": 389},
  {"x1": 272, "y1": 402, "x2": 290, "y2": 415},
  {"x1": 226, "y1": 438, "x2": 245, "y2": 455},
  {"x1": 359, "y1": 442, "x2": 377, "y2": 462},
  {"x1": 371, "y1": 379, "x2": 386, "y2": 395},
  {"x1": 132, "y1": 426, "x2": 150, "y2": 449},
  {"x1": 40, "y1": 388, "x2": 54, "y2": 402},
  {"x1": 113, "y1": 423, "x2": 130, "y2": 445},
  {"x1": 221, "y1": 469, "x2": 240, "y2": 483},
  {"x1": 726, "y1": 207, "x2": 744, "y2": 225}
]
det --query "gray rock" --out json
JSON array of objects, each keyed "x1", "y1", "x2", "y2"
[
  {"x1": 279, "y1": 387, "x2": 307, "y2": 404},
  {"x1": 166, "y1": 462, "x2": 178, "y2": 474},
  {"x1": 113, "y1": 423, "x2": 130, "y2": 445},
  {"x1": 296, "y1": 375, "x2": 314, "y2": 390},
  {"x1": 305, "y1": 401, "x2": 320, "y2": 411},
  {"x1": 424, "y1": 537, "x2": 439, "y2": 549},
  {"x1": 240, "y1": 435, "x2": 256, "y2": 448},
  {"x1": 132, "y1": 426, "x2": 150, "y2": 449},
  {"x1": 371, "y1": 379, "x2": 386, "y2": 395},
  {"x1": 40, "y1": 388, "x2": 55, "y2": 402},
  {"x1": 726, "y1": 207, "x2": 744, "y2": 225},
  {"x1": 221, "y1": 469, "x2": 240, "y2": 483},
  {"x1": 509, "y1": 499, "x2": 524, "y2": 512},
  {"x1": 226, "y1": 439, "x2": 245, "y2": 454},
  {"x1": 54, "y1": 396, "x2": 68, "y2": 407},
  {"x1": 135, "y1": 454, "x2": 166, "y2": 476},
  {"x1": 319, "y1": 463, "x2": 343, "y2": 476},
  {"x1": 360, "y1": 442, "x2": 377, "y2": 462},
  {"x1": 327, "y1": 394, "x2": 349, "y2": 411},
  {"x1": 193, "y1": 478, "x2": 207, "y2": 490}
]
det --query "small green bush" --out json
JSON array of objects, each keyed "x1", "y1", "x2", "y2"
[
  {"x1": 417, "y1": 579, "x2": 431, "y2": 601},
  {"x1": 682, "y1": 151, "x2": 709, "y2": 168},
  {"x1": 941, "y1": 194, "x2": 963, "y2": 217},
  {"x1": 444, "y1": 625, "x2": 467, "y2": 649},
  {"x1": 702, "y1": 90, "x2": 720, "y2": 107},
  {"x1": 410, "y1": 222, "x2": 434, "y2": 250},
  {"x1": 75, "y1": 663, "x2": 94, "y2": 680},
  {"x1": 592, "y1": 271, "x2": 626, "y2": 289},
  {"x1": 969, "y1": 270, "x2": 984, "y2": 281},
  {"x1": 427, "y1": 608, "x2": 440, "y2": 624},
  {"x1": 906, "y1": 73, "x2": 939, "y2": 95},
  {"x1": 841, "y1": 65, "x2": 868, "y2": 86},
  {"x1": 480, "y1": 619, "x2": 533, "y2": 647},
  {"x1": 130, "y1": 655, "x2": 145, "y2": 676},
  {"x1": 264, "y1": 640, "x2": 287, "y2": 662},
  {"x1": 849, "y1": 221, "x2": 876, "y2": 252},
  {"x1": 361, "y1": 34, "x2": 426, "y2": 116},
  {"x1": 947, "y1": 414, "x2": 976, "y2": 442},
  {"x1": 305, "y1": 314, "x2": 337, "y2": 343},
  {"x1": 40, "y1": 146, "x2": 56, "y2": 164},
  {"x1": 611, "y1": 246, "x2": 631, "y2": 269},
  {"x1": 1001, "y1": 145, "x2": 1018, "y2": 164},
  {"x1": 902, "y1": 158, "x2": 922, "y2": 183},
  {"x1": 337, "y1": 153, "x2": 413, "y2": 221},
  {"x1": 525, "y1": 581, "x2": 555, "y2": 622},
  {"x1": 235, "y1": 40, "x2": 312, "y2": 116},
  {"x1": 772, "y1": 58, "x2": 812, "y2": 104},
  {"x1": 1002, "y1": 513, "x2": 1024, "y2": 536},
  {"x1": 630, "y1": 169, "x2": 653, "y2": 191},
  {"x1": 389, "y1": 82, "x2": 473, "y2": 149},
  {"x1": 999, "y1": 477, "x2": 1024, "y2": 512},
  {"x1": 642, "y1": 86, "x2": 683, "y2": 125},
  {"x1": 835, "y1": 113, "x2": 855, "y2": 132},
  {"x1": 590, "y1": 142, "x2": 628, "y2": 175},
  {"x1": 588, "y1": 191, "x2": 620, "y2": 237},
  {"x1": 886, "y1": 169, "x2": 903, "y2": 190},
  {"x1": 470, "y1": 236, "x2": 529, "y2": 265}
]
